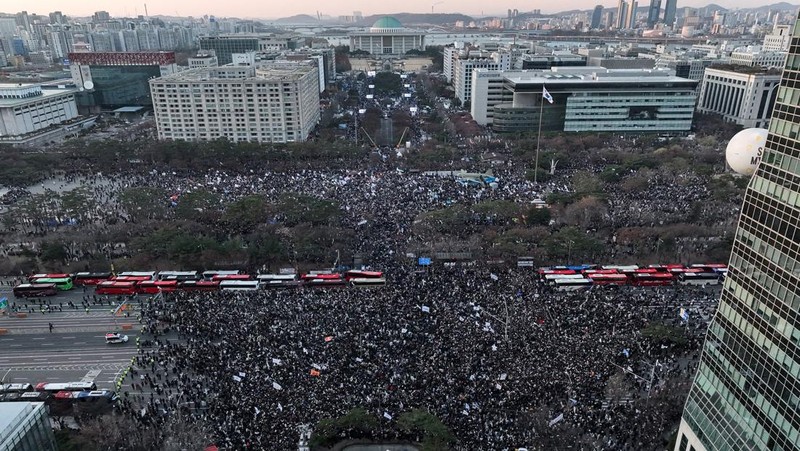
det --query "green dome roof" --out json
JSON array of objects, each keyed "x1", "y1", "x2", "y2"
[{"x1": 371, "y1": 16, "x2": 403, "y2": 29}]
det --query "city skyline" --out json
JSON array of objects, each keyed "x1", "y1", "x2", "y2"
[{"x1": 1, "y1": 0, "x2": 799, "y2": 20}]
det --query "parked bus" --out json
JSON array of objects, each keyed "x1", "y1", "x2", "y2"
[
  {"x1": 202, "y1": 270, "x2": 241, "y2": 281},
  {"x1": 678, "y1": 272, "x2": 722, "y2": 286},
  {"x1": 219, "y1": 280, "x2": 260, "y2": 291},
  {"x1": 349, "y1": 277, "x2": 386, "y2": 287},
  {"x1": 587, "y1": 273, "x2": 629, "y2": 286},
  {"x1": 95, "y1": 281, "x2": 137, "y2": 296},
  {"x1": 305, "y1": 277, "x2": 347, "y2": 287},
  {"x1": 178, "y1": 280, "x2": 220, "y2": 292},
  {"x1": 136, "y1": 280, "x2": 179, "y2": 294},
  {"x1": 35, "y1": 381, "x2": 96, "y2": 393},
  {"x1": 30, "y1": 277, "x2": 73, "y2": 291},
  {"x1": 543, "y1": 274, "x2": 585, "y2": 284},
  {"x1": 72, "y1": 272, "x2": 112, "y2": 286},
  {"x1": 630, "y1": 272, "x2": 675, "y2": 287},
  {"x1": 29, "y1": 273, "x2": 71, "y2": 282},
  {"x1": 157, "y1": 271, "x2": 200, "y2": 281},
  {"x1": 343, "y1": 270, "x2": 384, "y2": 281},
  {"x1": 13, "y1": 283, "x2": 58, "y2": 297},
  {"x1": 0, "y1": 383, "x2": 33, "y2": 393},
  {"x1": 256, "y1": 274, "x2": 300, "y2": 289},
  {"x1": 300, "y1": 273, "x2": 343, "y2": 281},
  {"x1": 112, "y1": 275, "x2": 153, "y2": 283},
  {"x1": 117, "y1": 271, "x2": 156, "y2": 280},
  {"x1": 553, "y1": 278, "x2": 593, "y2": 292},
  {"x1": 212, "y1": 274, "x2": 252, "y2": 281}
]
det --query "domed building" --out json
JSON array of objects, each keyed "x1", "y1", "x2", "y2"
[{"x1": 349, "y1": 16, "x2": 426, "y2": 58}]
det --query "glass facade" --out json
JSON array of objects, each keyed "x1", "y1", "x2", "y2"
[
  {"x1": 677, "y1": 11, "x2": 800, "y2": 451},
  {"x1": 0, "y1": 402, "x2": 57, "y2": 451},
  {"x1": 76, "y1": 65, "x2": 162, "y2": 109},
  {"x1": 198, "y1": 37, "x2": 260, "y2": 65}
]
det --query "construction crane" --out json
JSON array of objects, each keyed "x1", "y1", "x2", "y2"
[
  {"x1": 432, "y1": 2, "x2": 444, "y2": 13},
  {"x1": 360, "y1": 127, "x2": 378, "y2": 148}
]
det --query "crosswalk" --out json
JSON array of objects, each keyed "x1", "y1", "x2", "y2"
[{"x1": 3, "y1": 363, "x2": 127, "y2": 371}]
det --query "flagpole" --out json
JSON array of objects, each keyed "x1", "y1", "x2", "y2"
[{"x1": 534, "y1": 83, "x2": 545, "y2": 185}]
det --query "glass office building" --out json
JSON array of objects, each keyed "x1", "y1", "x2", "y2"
[
  {"x1": 0, "y1": 402, "x2": 57, "y2": 451},
  {"x1": 676, "y1": 11, "x2": 800, "y2": 451}
]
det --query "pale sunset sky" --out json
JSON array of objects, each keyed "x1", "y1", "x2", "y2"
[{"x1": 2, "y1": 0, "x2": 797, "y2": 19}]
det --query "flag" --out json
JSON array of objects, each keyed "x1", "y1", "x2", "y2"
[
  {"x1": 490, "y1": 273, "x2": 499, "y2": 281},
  {"x1": 421, "y1": 305, "x2": 430, "y2": 313},
  {"x1": 271, "y1": 358, "x2": 282, "y2": 366},
  {"x1": 680, "y1": 308, "x2": 689, "y2": 321},
  {"x1": 232, "y1": 375, "x2": 242, "y2": 382},
  {"x1": 310, "y1": 369, "x2": 321, "y2": 377},
  {"x1": 272, "y1": 381, "x2": 282, "y2": 390},
  {"x1": 383, "y1": 411, "x2": 393, "y2": 420},
  {"x1": 0, "y1": 297, "x2": 7, "y2": 310},
  {"x1": 549, "y1": 413, "x2": 564, "y2": 427},
  {"x1": 542, "y1": 86, "x2": 554, "y2": 104},
  {"x1": 254, "y1": 406, "x2": 260, "y2": 415},
  {"x1": 324, "y1": 336, "x2": 334, "y2": 342},
  {"x1": 277, "y1": 403, "x2": 283, "y2": 412}
]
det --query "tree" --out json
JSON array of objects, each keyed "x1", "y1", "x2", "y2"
[
  {"x1": 397, "y1": 409, "x2": 455, "y2": 451},
  {"x1": 373, "y1": 72, "x2": 403, "y2": 95},
  {"x1": 278, "y1": 193, "x2": 340, "y2": 227},
  {"x1": 527, "y1": 207, "x2": 552, "y2": 226},
  {"x1": 120, "y1": 187, "x2": 168, "y2": 221},
  {"x1": 222, "y1": 195, "x2": 268, "y2": 234},
  {"x1": 40, "y1": 241, "x2": 67, "y2": 262}
]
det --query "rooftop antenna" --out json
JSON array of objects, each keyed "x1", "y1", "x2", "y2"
[{"x1": 144, "y1": 4, "x2": 149, "y2": 17}]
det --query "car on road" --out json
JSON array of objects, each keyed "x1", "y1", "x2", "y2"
[{"x1": 105, "y1": 333, "x2": 129, "y2": 344}]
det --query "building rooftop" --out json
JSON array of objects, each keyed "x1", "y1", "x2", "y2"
[
  {"x1": 0, "y1": 82, "x2": 77, "y2": 108},
  {"x1": 706, "y1": 64, "x2": 783, "y2": 75},
  {"x1": 152, "y1": 64, "x2": 315, "y2": 83},
  {"x1": 503, "y1": 68, "x2": 696, "y2": 87},
  {"x1": 372, "y1": 16, "x2": 403, "y2": 30}
]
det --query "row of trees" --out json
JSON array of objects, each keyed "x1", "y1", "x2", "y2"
[{"x1": 311, "y1": 407, "x2": 454, "y2": 450}]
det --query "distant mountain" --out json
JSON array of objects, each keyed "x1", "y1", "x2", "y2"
[
  {"x1": 270, "y1": 14, "x2": 319, "y2": 24},
  {"x1": 270, "y1": 12, "x2": 474, "y2": 26},
  {"x1": 361, "y1": 13, "x2": 475, "y2": 26}
]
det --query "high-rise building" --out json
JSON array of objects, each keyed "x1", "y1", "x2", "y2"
[
  {"x1": 696, "y1": 66, "x2": 781, "y2": 129},
  {"x1": 663, "y1": 0, "x2": 678, "y2": 27},
  {"x1": 48, "y1": 11, "x2": 65, "y2": 25},
  {"x1": 616, "y1": 0, "x2": 628, "y2": 29},
  {"x1": 647, "y1": 0, "x2": 662, "y2": 27},
  {"x1": 591, "y1": 5, "x2": 604, "y2": 29},
  {"x1": 150, "y1": 62, "x2": 321, "y2": 143},
  {"x1": 626, "y1": 0, "x2": 639, "y2": 29},
  {"x1": 675, "y1": 11, "x2": 800, "y2": 451}
]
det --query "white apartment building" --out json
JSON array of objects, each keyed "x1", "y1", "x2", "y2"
[
  {"x1": 453, "y1": 52, "x2": 511, "y2": 103},
  {"x1": 729, "y1": 46, "x2": 787, "y2": 69},
  {"x1": 0, "y1": 82, "x2": 79, "y2": 139},
  {"x1": 763, "y1": 24, "x2": 791, "y2": 52},
  {"x1": 150, "y1": 63, "x2": 320, "y2": 144},
  {"x1": 697, "y1": 67, "x2": 781, "y2": 128}
]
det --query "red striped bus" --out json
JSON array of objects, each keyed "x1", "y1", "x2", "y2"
[
  {"x1": 112, "y1": 275, "x2": 153, "y2": 283},
  {"x1": 631, "y1": 272, "x2": 675, "y2": 287},
  {"x1": 72, "y1": 272, "x2": 112, "y2": 286},
  {"x1": 13, "y1": 283, "x2": 58, "y2": 297},
  {"x1": 344, "y1": 270, "x2": 384, "y2": 281},
  {"x1": 95, "y1": 281, "x2": 137, "y2": 295},
  {"x1": 28, "y1": 273, "x2": 71, "y2": 283},
  {"x1": 587, "y1": 273, "x2": 629, "y2": 286},
  {"x1": 136, "y1": 280, "x2": 179, "y2": 294}
]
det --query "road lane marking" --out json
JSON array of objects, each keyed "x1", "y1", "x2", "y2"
[
  {"x1": 9, "y1": 345, "x2": 22, "y2": 347},
  {"x1": 32, "y1": 338, "x2": 45, "y2": 340}
]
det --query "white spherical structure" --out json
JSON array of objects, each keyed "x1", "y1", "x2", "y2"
[{"x1": 725, "y1": 128, "x2": 768, "y2": 176}]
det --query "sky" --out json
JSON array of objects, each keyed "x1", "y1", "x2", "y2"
[{"x1": 2, "y1": 0, "x2": 798, "y2": 19}]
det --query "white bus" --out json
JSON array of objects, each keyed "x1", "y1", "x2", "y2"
[
  {"x1": 678, "y1": 272, "x2": 722, "y2": 286},
  {"x1": 202, "y1": 270, "x2": 241, "y2": 281},
  {"x1": 118, "y1": 271, "x2": 156, "y2": 280},
  {"x1": 157, "y1": 270, "x2": 200, "y2": 281},
  {"x1": 219, "y1": 280, "x2": 260, "y2": 291},
  {"x1": 553, "y1": 278, "x2": 593, "y2": 292}
]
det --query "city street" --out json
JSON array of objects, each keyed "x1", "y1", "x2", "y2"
[{"x1": 0, "y1": 289, "x2": 142, "y2": 391}]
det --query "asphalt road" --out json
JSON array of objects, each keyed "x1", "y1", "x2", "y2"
[{"x1": 0, "y1": 288, "x2": 144, "y2": 391}]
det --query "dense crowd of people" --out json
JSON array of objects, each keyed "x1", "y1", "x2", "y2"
[{"x1": 113, "y1": 268, "x2": 718, "y2": 450}]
